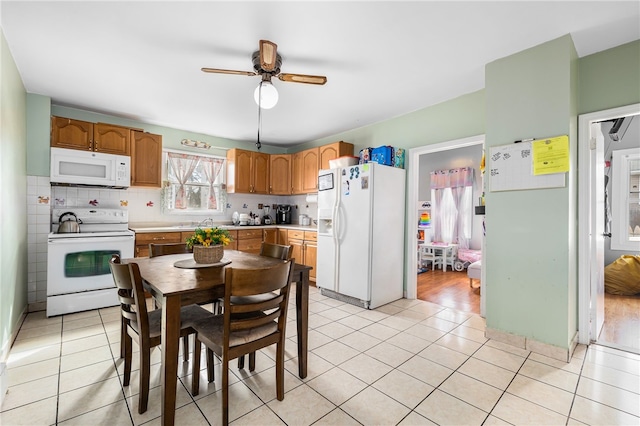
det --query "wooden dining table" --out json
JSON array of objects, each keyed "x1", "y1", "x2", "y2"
[{"x1": 123, "y1": 250, "x2": 312, "y2": 426}]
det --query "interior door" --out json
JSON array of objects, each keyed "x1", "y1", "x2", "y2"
[{"x1": 590, "y1": 122, "x2": 606, "y2": 340}]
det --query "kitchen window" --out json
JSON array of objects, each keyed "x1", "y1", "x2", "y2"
[{"x1": 163, "y1": 150, "x2": 226, "y2": 214}]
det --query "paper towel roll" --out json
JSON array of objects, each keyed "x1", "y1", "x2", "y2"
[{"x1": 305, "y1": 194, "x2": 318, "y2": 203}]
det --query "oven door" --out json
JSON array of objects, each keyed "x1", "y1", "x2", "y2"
[{"x1": 47, "y1": 235, "x2": 134, "y2": 296}]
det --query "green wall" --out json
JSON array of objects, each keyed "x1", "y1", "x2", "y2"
[
  {"x1": 484, "y1": 35, "x2": 578, "y2": 349},
  {"x1": 579, "y1": 40, "x2": 640, "y2": 114},
  {"x1": 0, "y1": 29, "x2": 28, "y2": 363}
]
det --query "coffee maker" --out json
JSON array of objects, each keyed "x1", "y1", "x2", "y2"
[{"x1": 276, "y1": 205, "x2": 292, "y2": 224}]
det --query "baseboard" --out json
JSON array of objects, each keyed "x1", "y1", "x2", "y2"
[
  {"x1": 0, "y1": 305, "x2": 28, "y2": 406},
  {"x1": 486, "y1": 327, "x2": 573, "y2": 362}
]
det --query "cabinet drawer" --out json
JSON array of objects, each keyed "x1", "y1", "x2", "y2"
[
  {"x1": 237, "y1": 229, "x2": 263, "y2": 239},
  {"x1": 135, "y1": 232, "x2": 181, "y2": 244},
  {"x1": 303, "y1": 231, "x2": 317, "y2": 242},
  {"x1": 287, "y1": 230, "x2": 304, "y2": 240},
  {"x1": 237, "y1": 238, "x2": 262, "y2": 251}
]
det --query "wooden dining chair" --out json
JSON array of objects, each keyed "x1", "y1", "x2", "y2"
[
  {"x1": 109, "y1": 254, "x2": 213, "y2": 414},
  {"x1": 235, "y1": 242, "x2": 291, "y2": 370},
  {"x1": 190, "y1": 260, "x2": 295, "y2": 425},
  {"x1": 148, "y1": 242, "x2": 221, "y2": 361}
]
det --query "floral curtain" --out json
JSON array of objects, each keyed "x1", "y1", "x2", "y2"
[
  {"x1": 430, "y1": 167, "x2": 474, "y2": 247},
  {"x1": 167, "y1": 152, "x2": 199, "y2": 209},
  {"x1": 202, "y1": 157, "x2": 224, "y2": 209}
]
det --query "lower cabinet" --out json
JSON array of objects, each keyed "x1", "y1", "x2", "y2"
[
  {"x1": 236, "y1": 229, "x2": 263, "y2": 254},
  {"x1": 286, "y1": 230, "x2": 317, "y2": 282},
  {"x1": 134, "y1": 232, "x2": 182, "y2": 257}
]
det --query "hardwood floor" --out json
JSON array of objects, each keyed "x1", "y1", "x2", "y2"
[
  {"x1": 417, "y1": 269, "x2": 480, "y2": 315},
  {"x1": 598, "y1": 292, "x2": 640, "y2": 354}
]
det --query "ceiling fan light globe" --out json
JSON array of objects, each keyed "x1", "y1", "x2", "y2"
[{"x1": 254, "y1": 81, "x2": 278, "y2": 109}]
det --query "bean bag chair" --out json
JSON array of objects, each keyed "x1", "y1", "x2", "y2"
[{"x1": 604, "y1": 255, "x2": 640, "y2": 295}]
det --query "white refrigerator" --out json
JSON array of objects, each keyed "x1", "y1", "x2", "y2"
[{"x1": 316, "y1": 162, "x2": 406, "y2": 309}]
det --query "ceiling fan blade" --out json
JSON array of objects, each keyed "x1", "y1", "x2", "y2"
[
  {"x1": 259, "y1": 40, "x2": 278, "y2": 71},
  {"x1": 278, "y1": 73, "x2": 327, "y2": 85},
  {"x1": 201, "y1": 67, "x2": 256, "y2": 77}
]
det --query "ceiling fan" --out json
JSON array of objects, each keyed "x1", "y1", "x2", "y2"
[{"x1": 201, "y1": 39, "x2": 327, "y2": 108}]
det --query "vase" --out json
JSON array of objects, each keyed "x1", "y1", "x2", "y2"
[{"x1": 193, "y1": 244, "x2": 224, "y2": 264}]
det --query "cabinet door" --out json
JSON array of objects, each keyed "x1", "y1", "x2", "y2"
[
  {"x1": 225, "y1": 230, "x2": 238, "y2": 251},
  {"x1": 301, "y1": 148, "x2": 319, "y2": 193},
  {"x1": 277, "y1": 228, "x2": 288, "y2": 245},
  {"x1": 131, "y1": 131, "x2": 162, "y2": 187},
  {"x1": 263, "y1": 228, "x2": 278, "y2": 244},
  {"x1": 305, "y1": 241, "x2": 317, "y2": 281},
  {"x1": 319, "y1": 141, "x2": 354, "y2": 170},
  {"x1": 269, "y1": 154, "x2": 291, "y2": 195},
  {"x1": 226, "y1": 149, "x2": 252, "y2": 193},
  {"x1": 51, "y1": 116, "x2": 94, "y2": 150},
  {"x1": 289, "y1": 239, "x2": 304, "y2": 265},
  {"x1": 291, "y1": 152, "x2": 304, "y2": 194},
  {"x1": 252, "y1": 152, "x2": 270, "y2": 194},
  {"x1": 94, "y1": 123, "x2": 130, "y2": 155}
]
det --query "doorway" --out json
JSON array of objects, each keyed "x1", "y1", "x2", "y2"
[
  {"x1": 406, "y1": 135, "x2": 485, "y2": 316},
  {"x1": 578, "y1": 103, "x2": 640, "y2": 354}
]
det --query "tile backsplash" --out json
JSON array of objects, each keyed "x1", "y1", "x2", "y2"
[{"x1": 27, "y1": 175, "x2": 317, "y2": 309}]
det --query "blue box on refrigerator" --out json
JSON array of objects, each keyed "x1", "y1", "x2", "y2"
[{"x1": 371, "y1": 146, "x2": 394, "y2": 166}]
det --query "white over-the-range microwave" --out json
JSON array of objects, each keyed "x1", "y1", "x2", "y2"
[{"x1": 50, "y1": 147, "x2": 131, "y2": 188}]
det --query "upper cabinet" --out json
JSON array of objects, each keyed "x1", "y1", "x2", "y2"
[
  {"x1": 319, "y1": 141, "x2": 354, "y2": 170},
  {"x1": 270, "y1": 154, "x2": 292, "y2": 195},
  {"x1": 131, "y1": 130, "x2": 162, "y2": 188},
  {"x1": 292, "y1": 147, "x2": 319, "y2": 194},
  {"x1": 227, "y1": 148, "x2": 270, "y2": 194},
  {"x1": 51, "y1": 116, "x2": 130, "y2": 156}
]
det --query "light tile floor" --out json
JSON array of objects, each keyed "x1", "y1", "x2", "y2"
[{"x1": 2, "y1": 287, "x2": 639, "y2": 425}]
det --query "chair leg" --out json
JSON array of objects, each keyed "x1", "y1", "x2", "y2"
[
  {"x1": 123, "y1": 334, "x2": 132, "y2": 386},
  {"x1": 120, "y1": 317, "x2": 126, "y2": 359},
  {"x1": 248, "y1": 352, "x2": 256, "y2": 372},
  {"x1": 237, "y1": 355, "x2": 245, "y2": 369},
  {"x1": 138, "y1": 346, "x2": 151, "y2": 414},
  {"x1": 222, "y1": 356, "x2": 229, "y2": 426},
  {"x1": 206, "y1": 349, "x2": 214, "y2": 382},
  {"x1": 192, "y1": 337, "x2": 201, "y2": 396},
  {"x1": 276, "y1": 341, "x2": 285, "y2": 401},
  {"x1": 182, "y1": 335, "x2": 189, "y2": 362}
]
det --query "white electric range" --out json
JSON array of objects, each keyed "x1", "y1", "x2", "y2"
[{"x1": 46, "y1": 208, "x2": 134, "y2": 317}]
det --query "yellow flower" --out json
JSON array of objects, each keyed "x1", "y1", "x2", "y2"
[{"x1": 186, "y1": 226, "x2": 233, "y2": 249}]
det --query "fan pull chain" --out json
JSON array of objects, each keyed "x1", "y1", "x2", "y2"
[{"x1": 256, "y1": 84, "x2": 262, "y2": 150}]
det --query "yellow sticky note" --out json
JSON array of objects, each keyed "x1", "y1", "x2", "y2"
[{"x1": 532, "y1": 136, "x2": 569, "y2": 175}]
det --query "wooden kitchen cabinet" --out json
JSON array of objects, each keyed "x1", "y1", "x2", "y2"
[
  {"x1": 319, "y1": 141, "x2": 355, "y2": 170},
  {"x1": 134, "y1": 231, "x2": 182, "y2": 257},
  {"x1": 292, "y1": 147, "x2": 319, "y2": 194},
  {"x1": 236, "y1": 228, "x2": 263, "y2": 254},
  {"x1": 263, "y1": 228, "x2": 278, "y2": 244},
  {"x1": 51, "y1": 117, "x2": 94, "y2": 151},
  {"x1": 269, "y1": 154, "x2": 292, "y2": 195},
  {"x1": 131, "y1": 130, "x2": 162, "y2": 187},
  {"x1": 226, "y1": 148, "x2": 270, "y2": 194},
  {"x1": 286, "y1": 229, "x2": 317, "y2": 282},
  {"x1": 51, "y1": 116, "x2": 131, "y2": 155}
]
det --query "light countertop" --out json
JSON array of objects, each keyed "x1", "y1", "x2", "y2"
[{"x1": 129, "y1": 222, "x2": 318, "y2": 233}]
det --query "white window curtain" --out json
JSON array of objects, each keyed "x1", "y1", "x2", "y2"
[
  {"x1": 202, "y1": 157, "x2": 224, "y2": 210},
  {"x1": 168, "y1": 152, "x2": 200, "y2": 209},
  {"x1": 430, "y1": 167, "x2": 474, "y2": 248}
]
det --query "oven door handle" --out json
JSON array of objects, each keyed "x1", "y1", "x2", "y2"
[{"x1": 48, "y1": 235, "x2": 134, "y2": 244}]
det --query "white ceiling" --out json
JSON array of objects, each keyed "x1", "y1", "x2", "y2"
[{"x1": 2, "y1": 1, "x2": 639, "y2": 148}]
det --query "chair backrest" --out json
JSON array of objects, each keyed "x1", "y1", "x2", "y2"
[
  {"x1": 223, "y1": 260, "x2": 295, "y2": 343},
  {"x1": 109, "y1": 255, "x2": 150, "y2": 341},
  {"x1": 148, "y1": 242, "x2": 192, "y2": 257},
  {"x1": 259, "y1": 242, "x2": 291, "y2": 260}
]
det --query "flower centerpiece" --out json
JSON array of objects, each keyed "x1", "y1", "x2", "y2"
[{"x1": 186, "y1": 227, "x2": 232, "y2": 264}]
